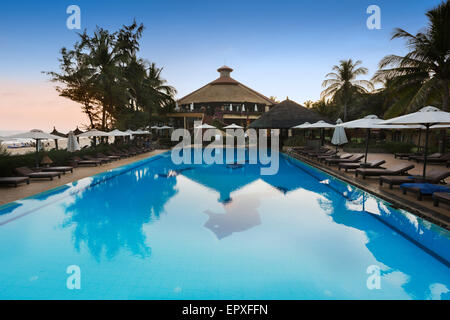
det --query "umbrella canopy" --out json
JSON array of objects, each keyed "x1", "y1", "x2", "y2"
[
  {"x1": 67, "y1": 131, "x2": 80, "y2": 152},
  {"x1": 159, "y1": 126, "x2": 173, "y2": 130},
  {"x1": 292, "y1": 122, "x2": 311, "y2": 129},
  {"x1": 5, "y1": 129, "x2": 63, "y2": 167},
  {"x1": 72, "y1": 127, "x2": 84, "y2": 135},
  {"x1": 6, "y1": 129, "x2": 62, "y2": 140},
  {"x1": 331, "y1": 119, "x2": 348, "y2": 147},
  {"x1": 133, "y1": 129, "x2": 151, "y2": 135},
  {"x1": 380, "y1": 106, "x2": 450, "y2": 178},
  {"x1": 305, "y1": 120, "x2": 335, "y2": 129},
  {"x1": 76, "y1": 129, "x2": 111, "y2": 137},
  {"x1": 195, "y1": 124, "x2": 217, "y2": 129},
  {"x1": 50, "y1": 127, "x2": 68, "y2": 138},
  {"x1": 150, "y1": 125, "x2": 161, "y2": 129},
  {"x1": 224, "y1": 123, "x2": 244, "y2": 129},
  {"x1": 338, "y1": 115, "x2": 412, "y2": 163},
  {"x1": 109, "y1": 129, "x2": 130, "y2": 137},
  {"x1": 381, "y1": 106, "x2": 450, "y2": 126}
]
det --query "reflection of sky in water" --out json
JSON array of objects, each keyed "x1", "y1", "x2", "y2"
[{"x1": 0, "y1": 151, "x2": 448, "y2": 300}]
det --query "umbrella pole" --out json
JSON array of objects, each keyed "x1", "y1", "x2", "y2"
[
  {"x1": 35, "y1": 139, "x2": 39, "y2": 168},
  {"x1": 364, "y1": 129, "x2": 370, "y2": 164},
  {"x1": 417, "y1": 129, "x2": 422, "y2": 153},
  {"x1": 423, "y1": 124, "x2": 430, "y2": 178}
]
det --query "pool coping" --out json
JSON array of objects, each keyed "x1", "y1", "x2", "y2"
[{"x1": 285, "y1": 151, "x2": 450, "y2": 231}]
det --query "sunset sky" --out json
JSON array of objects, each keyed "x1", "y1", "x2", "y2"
[{"x1": 0, "y1": 0, "x2": 441, "y2": 132}]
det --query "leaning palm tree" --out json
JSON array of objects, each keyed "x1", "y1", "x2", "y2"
[
  {"x1": 321, "y1": 59, "x2": 374, "y2": 121},
  {"x1": 372, "y1": 1, "x2": 450, "y2": 115}
]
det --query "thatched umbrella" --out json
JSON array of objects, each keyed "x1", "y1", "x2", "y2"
[
  {"x1": 249, "y1": 99, "x2": 328, "y2": 129},
  {"x1": 50, "y1": 126, "x2": 68, "y2": 150}
]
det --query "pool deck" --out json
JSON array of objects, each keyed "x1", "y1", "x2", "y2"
[
  {"x1": 0, "y1": 149, "x2": 166, "y2": 206},
  {"x1": 286, "y1": 148, "x2": 450, "y2": 230}
]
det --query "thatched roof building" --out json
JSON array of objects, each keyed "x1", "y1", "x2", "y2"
[
  {"x1": 249, "y1": 99, "x2": 329, "y2": 129},
  {"x1": 178, "y1": 66, "x2": 274, "y2": 107}
]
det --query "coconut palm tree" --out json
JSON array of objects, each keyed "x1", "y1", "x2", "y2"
[
  {"x1": 372, "y1": 1, "x2": 450, "y2": 115},
  {"x1": 321, "y1": 59, "x2": 374, "y2": 121}
]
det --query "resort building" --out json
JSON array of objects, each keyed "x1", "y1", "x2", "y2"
[{"x1": 168, "y1": 66, "x2": 275, "y2": 129}]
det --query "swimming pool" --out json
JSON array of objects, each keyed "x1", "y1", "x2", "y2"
[{"x1": 0, "y1": 149, "x2": 449, "y2": 299}]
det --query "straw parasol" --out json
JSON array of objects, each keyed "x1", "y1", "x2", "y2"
[
  {"x1": 381, "y1": 106, "x2": 450, "y2": 177},
  {"x1": 250, "y1": 99, "x2": 328, "y2": 129},
  {"x1": 50, "y1": 127, "x2": 68, "y2": 150}
]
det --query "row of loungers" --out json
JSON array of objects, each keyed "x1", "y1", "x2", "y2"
[
  {"x1": 394, "y1": 152, "x2": 450, "y2": 167},
  {"x1": 0, "y1": 145, "x2": 155, "y2": 188},
  {"x1": 289, "y1": 146, "x2": 450, "y2": 207}
]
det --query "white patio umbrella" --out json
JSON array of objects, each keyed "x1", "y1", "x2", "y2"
[
  {"x1": 67, "y1": 131, "x2": 80, "y2": 152},
  {"x1": 194, "y1": 123, "x2": 217, "y2": 129},
  {"x1": 338, "y1": 115, "x2": 411, "y2": 163},
  {"x1": 242, "y1": 104, "x2": 246, "y2": 112},
  {"x1": 133, "y1": 129, "x2": 151, "y2": 135},
  {"x1": 331, "y1": 119, "x2": 348, "y2": 151},
  {"x1": 381, "y1": 106, "x2": 450, "y2": 178},
  {"x1": 254, "y1": 104, "x2": 258, "y2": 112},
  {"x1": 159, "y1": 126, "x2": 173, "y2": 130},
  {"x1": 291, "y1": 122, "x2": 311, "y2": 129},
  {"x1": 5, "y1": 129, "x2": 63, "y2": 167},
  {"x1": 77, "y1": 129, "x2": 111, "y2": 146},
  {"x1": 76, "y1": 129, "x2": 111, "y2": 137},
  {"x1": 224, "y1": 123, "x2": 243, "y2": 129},
  {"x1": 109, "y1": 129, "x2": 130, "y2": 137},
  {"x1": 306, "y1": 121, "x2": 336, "y2": 146},
  {"x1": 151, "y1": 125, "x2": 161, "y2": 129}
]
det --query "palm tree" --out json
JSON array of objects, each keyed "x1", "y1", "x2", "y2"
[
  {"x1": 321, "y1": 59, "x2": 374, "y2": 121},
  {"x1": 372, "y1": 1, "x2": 450, "y2": 115}
]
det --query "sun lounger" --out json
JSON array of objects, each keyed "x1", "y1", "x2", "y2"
[
  {"x1": 400, "y1": 183, "x2": 450, "y2": 201},
  {"x1": 83, "y1": 155, "x2": 111, "y2": 164},
  {"x1": 41, "y1": 166, "x2": 73, "y2": 174},
  {"x1": 415, "y1": 154, "x2": 450, "y2": 164},
  {"x1": 409, "y1": 153, "x2": 442, "y2": 162},
  {"x1": 0, "y1": 177, "x2": 30, "y2": 187},
  {"x1": 97, "y1": 153, "x2": 120, "y2": 161},
  {"x1": 339, "y1": 160, "x2": 386, "y2": 172},
  {"x1": 394, "y1": 153, "x2": 418, "y2": 160},
  {"x1": 433, "y1": 192, "x2": 450, "y2": 207},
  {"x1": 14, "y1": 167, "x2": 61, "y2": 180},
  {"x1": 72, "y1": 156, "x2": 100, "y2": 166},
  {"x1": 323, "y1": 153, "x2": 352, "y2": 164},
  {"x1": 355, "y1": 164, "x2": 415, "y2": 179},
  {"x1": 379, "y1": 169, "x2": 450, "y2": 189},
  {"x1": 325, "y1": 154, "x2": 364, "y2": 165}
]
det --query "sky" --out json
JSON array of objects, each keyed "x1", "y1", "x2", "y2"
[{"x1": 0, "y1": 0, "x2": 442, "y2": 132}]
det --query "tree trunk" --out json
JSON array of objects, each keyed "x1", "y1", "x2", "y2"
[{"x1": 343, "y1": 102, "x2": 348, "y2": 122}]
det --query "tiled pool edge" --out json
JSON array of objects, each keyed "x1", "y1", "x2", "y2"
[{"x1": 284, "y1": 151, "x2": 450, "y2": 231}]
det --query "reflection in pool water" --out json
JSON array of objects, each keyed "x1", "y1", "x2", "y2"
[{"x1": 0, "y1": 150, "x2": 449, "y2": 299}]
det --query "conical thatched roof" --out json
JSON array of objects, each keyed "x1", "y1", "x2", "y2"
[
  {"x1": 72, "y1": 126, "x2": 84, "y2": 135},
  {"x1": 249, "y1": 99, "x2": 329, "y2": 129},
  {"x1": 178, "y1": 66, "x2": 274, "y2": 105},
  {"x1": 51, "y1": 126, "x2": 68, "y2": 138}
]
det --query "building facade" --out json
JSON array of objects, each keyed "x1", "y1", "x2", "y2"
[{"x1": 167, "y1": 66, "x2": 274, "y2": 129}]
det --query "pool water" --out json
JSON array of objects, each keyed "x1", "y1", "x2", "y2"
[{"x1": 0, "y1": 150, "x2": 449, "y2": 300}]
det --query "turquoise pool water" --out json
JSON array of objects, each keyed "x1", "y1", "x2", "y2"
[{"x1": 0, "y1": 150, "x2": 449, "y2": 300}]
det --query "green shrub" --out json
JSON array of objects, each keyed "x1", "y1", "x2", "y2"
[
  {"x1": 383, "y1": 142, "x2": 415, "y2": 154},
  {"x1": 283, "y1": 136, "x2": 306, "y2": 147}
]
